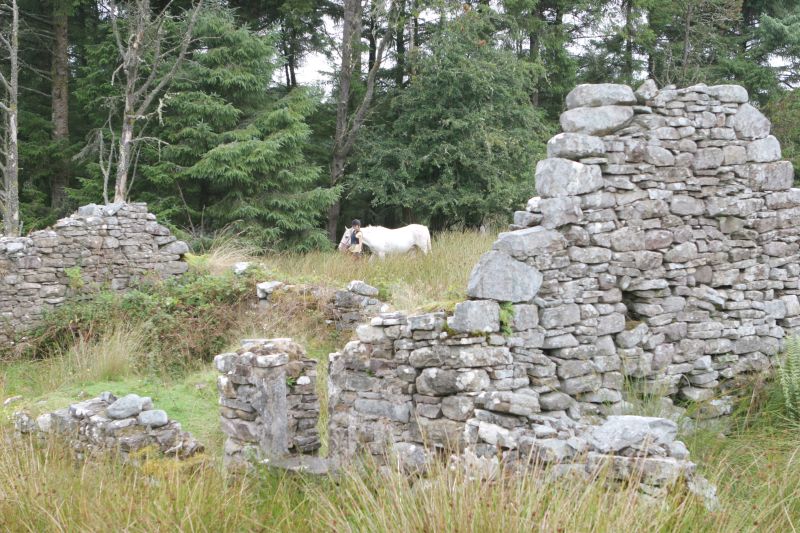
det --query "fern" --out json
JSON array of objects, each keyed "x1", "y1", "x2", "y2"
[
  {"x1": 778, "y1": 337, "x2": 800, "y2": 420},
  {"x1": 498, "y1": 302, "x2": 515, "y2": 336}
]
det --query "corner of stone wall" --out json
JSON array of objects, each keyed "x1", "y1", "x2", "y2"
[
  {"x1": 323, "y1": 79, "x2": 800, "y2": 466},
  {"x1": 503, "y1": 80, "x2": 798, "y2": 409},
  {"x1": 215, "y1": 338, "x2": 320, "y2": 468}
]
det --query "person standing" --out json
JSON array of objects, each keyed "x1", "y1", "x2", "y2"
[{"x1": 338, "y1": 219, "x2": 364, "y2": 255}]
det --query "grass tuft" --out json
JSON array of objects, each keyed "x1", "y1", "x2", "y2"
[{"x1": 266, "y1": 229, "x2": 497, "y2": 311}]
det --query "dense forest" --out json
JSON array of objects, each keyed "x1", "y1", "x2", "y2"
[{"x1": 1, "y1": 0, "x2": 800, "y2": 250}]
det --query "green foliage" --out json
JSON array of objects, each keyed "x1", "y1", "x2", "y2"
[
  {"x1": 19, "y1": 269, "x2": 255, "y2": 370},
  {"x1": 499, "y1": 302, "x2": 515, "y2": 336},
  {"x1": 64, "y1": 266, "x2": 84, "y2": 290},
  {"x1": 351, "y1": 9, "x2": 551, "y2": 229},
  {"x1": 138, "y1": 8, "x2": 335, "y2": 251},
  {"x1": 765, "y1": 89, "x2": 800, "y2": 181},
  {"x1": 778, "y1": 337, "x2": 800, "y2": 419}
]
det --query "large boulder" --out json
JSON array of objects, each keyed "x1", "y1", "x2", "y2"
[
  {"x1": 560, "y1": 106, "x2": 634, "y2": 136},
  {"x1": 493, "y1": 226, "x2": 567, "y2": 260},
  {"x1": 588, "y1": 415, "x2": 678, "y2": 454},
  {"x1": 539, "y1": 197, "x2": 583, "y2": 229},
  {"x1": 743, "y1": 161, "x2": 794, "y2": 191},
  {"x1": 733, "y1": 104, "x2": 770, "y2": 140},
  {"x1": 535, "y1": 158, "x2": 604, "y2": 198},
  {"x1": 707, "y1": 84, "x2": 749, "y2": 103},
  {"x1": 635, "y1": 79, "x2": 658, "y2": 102},
  {"x1": 565, "y1": 83, "x2": 637, "y2": 109},
  {"x1": 447, "y1": 300, "x2": 500, "y2": 333},
  {"x1": 107, "y1": 394, "x2": 151, "y2": 420},
  {"x1": 467, "y1": 251, "x2": 543, "y2": 303},
  {"x1": 546, "y1": 133, "x2": 606, "y2": 160},
  {"x1": 746, "y1": 135, "x2": 781, "y2": 163}
]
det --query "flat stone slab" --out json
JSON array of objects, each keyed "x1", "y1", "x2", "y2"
[
  {"x1": 565, "y1": 83, "x2": 637, "y2": 109},
  {"x1": 265, "y1": 456, "x2": 331, "y2": 475},
  {"x1": 560, "y1": 105, "x2": 634, "y2": 136},
  {"x1": 467, "y1": 251, "x2": 543, "y2": 303}
]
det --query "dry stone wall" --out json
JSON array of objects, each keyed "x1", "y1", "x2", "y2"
[
  {"x1": 322, "y1": 81, "x2": 800, "y2": 465},
  {"x1": 14, "y1": 392, "x2": 203, "y2": 461},
  {"x1": 214, "y1": 338, "x2": 320, "y2": 468},
  {"x1": 508, "y1": 80, "x2": 798, "y2": 406},
  {"x1": 254, "y1": 278, "x2": 390, "y2": 331},
  {"x1": 0, "y1": 202, "x2": 188, "y2": 345}
]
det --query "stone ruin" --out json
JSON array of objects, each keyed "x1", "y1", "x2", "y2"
[
  {"x1": 214, "y1": 81, "x2": 797, "y2": 506},
  {"x1": 215, "y1": 338, "x2": 321, "y2": 467},
  {"x1": 255, "y1": 278, "x2": 390, "y2": 331},
  {"x1": 14, "y1": 392, "x2": 203, "y2": 461},
  {"x1": 0, "y1": 202, "x2": 189, "y2": 346}
]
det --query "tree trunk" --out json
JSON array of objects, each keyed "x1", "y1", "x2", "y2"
[
  {"x1": 367, "y1": 19, "x2": 376, "y2": 72},
  {"x1": 410, "y1": 0, "x2": 418, "y2": 79},
  {"x1": 3, "y1": 0, "x2": 20, "y2": 237},
  {"x1": 327, "y1": 0, "x2": 395, "y2": 241},
  {"x1": 51, "y1": 4, "x2": 70, "y2": 210},
  {"x1": 623, "y1": 0, "x2": 634, "y2": 85},
  {"x1": 114, "y1": 109, "x2": 135, "y2": 203},
  {"x1": 681, "y1": 4, "x2": 693, "y2": 83},
  {"x1": 395, "y1": 0, "x2": 405, "y2": 86},
  {"x1": 327, "y1": 0, "x2": 360, "y2": 241},
  {"x1": 529, "y1": 30, "x2": 539, "y2": 106},
  {"x1": 288, "y1": 27, "x2": 298, "y2": 88}
]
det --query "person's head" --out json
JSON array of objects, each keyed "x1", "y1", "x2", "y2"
[{"x1": 351, "y1": 219, "x2": 361, "y2": 229}]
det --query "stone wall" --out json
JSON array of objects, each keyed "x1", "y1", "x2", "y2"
[
  {"x1": 220, "y1": 333, "x2": 716, "y2": 506},
  {"x1": 14, "y1": 392, "x2": 203, "y2": 461},
  {"x1": 0, "y1": 202, "x2": 188, "y2": 345},
  {"x1": 508, "y1": 81, "x2": 798, "y2": 406},
  {"x1": 255, "y1": 278, "x2": 389, "y2": 331},
  {"x1": 214, "y1": 82, "x2": 788, "y2": 507},
  {"x1": 214, "y1": 338, "x2": 320, "y2": 468},
  {"x1": 325, "y1": 81, "x2": 800, "y2": 444},
  {"x1": 319, "y1": 81, "x2": 800, "y2": 463}
]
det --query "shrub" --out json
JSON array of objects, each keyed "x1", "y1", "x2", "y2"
[
  {"x1": 14, "y1": 270, "x2": 257, "y2": 371},
  {"x1": 778, "y1": 337, "x2": 800, "y2": 420}
]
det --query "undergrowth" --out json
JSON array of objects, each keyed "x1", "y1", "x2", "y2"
[
  {"x1": 7, "y1": 269, "x2": 261, "y2": 371},
  {"x1": 778, "y1": 336, "x2": 800, "y2": 420}
]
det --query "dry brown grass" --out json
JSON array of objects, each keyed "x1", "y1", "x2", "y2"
[{"x1": 1, "y1": 423, "x2": 798, "y2": 532}]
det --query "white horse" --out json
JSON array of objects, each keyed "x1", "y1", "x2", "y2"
[{"x1": 360, "y1": 224, "x2": 432, "y2": 259}]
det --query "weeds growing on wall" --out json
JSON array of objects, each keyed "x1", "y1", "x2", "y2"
[
  {"x1": 11, "y1": 269, "x2": 259, "y2": 370},
  {"x1": 778, "y1": 337, "x2": 800, "y2": 420}
]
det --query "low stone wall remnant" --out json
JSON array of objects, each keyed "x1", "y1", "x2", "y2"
[
  {"x1": 0, "y1": 202, "x2": 189, "y2": 345},
  {"x1": 14, "y1": 392, "x2": 203, "y2": 460},
  {"x1": 214, "y1": 338, "x2": 320, "y2": 469},
  {"x1": 255, "y1": 278, "x2": 389, "y2": 331}
]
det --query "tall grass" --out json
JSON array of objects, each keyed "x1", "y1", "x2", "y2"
[
  {"x1": 1, "y1": 416, "x2": 799, "y2": 532},
  {"x1": 0, "y1": 326, "x2": 144, "y2": 399},
  {"x1": 187, "y1": 230, "x2": 260, "y2": 277},
  {"x1": 267, "y1": 229, "x2": 498, "y2": 311}
]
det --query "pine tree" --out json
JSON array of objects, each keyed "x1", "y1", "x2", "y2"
[
  {"x1": 351, "y1": 9, "x2": 551, "y2": 229},
  {"x1": 137, "y1": 8, "x2": 336, "y2": 250}
]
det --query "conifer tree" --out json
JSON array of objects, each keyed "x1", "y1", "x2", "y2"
[
  {"x1": 351, "y1": 9, "x2": 550, "y2": 229},
  {"x1": 139, "y1": 8, "x2": 336, "y2": 250}
]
